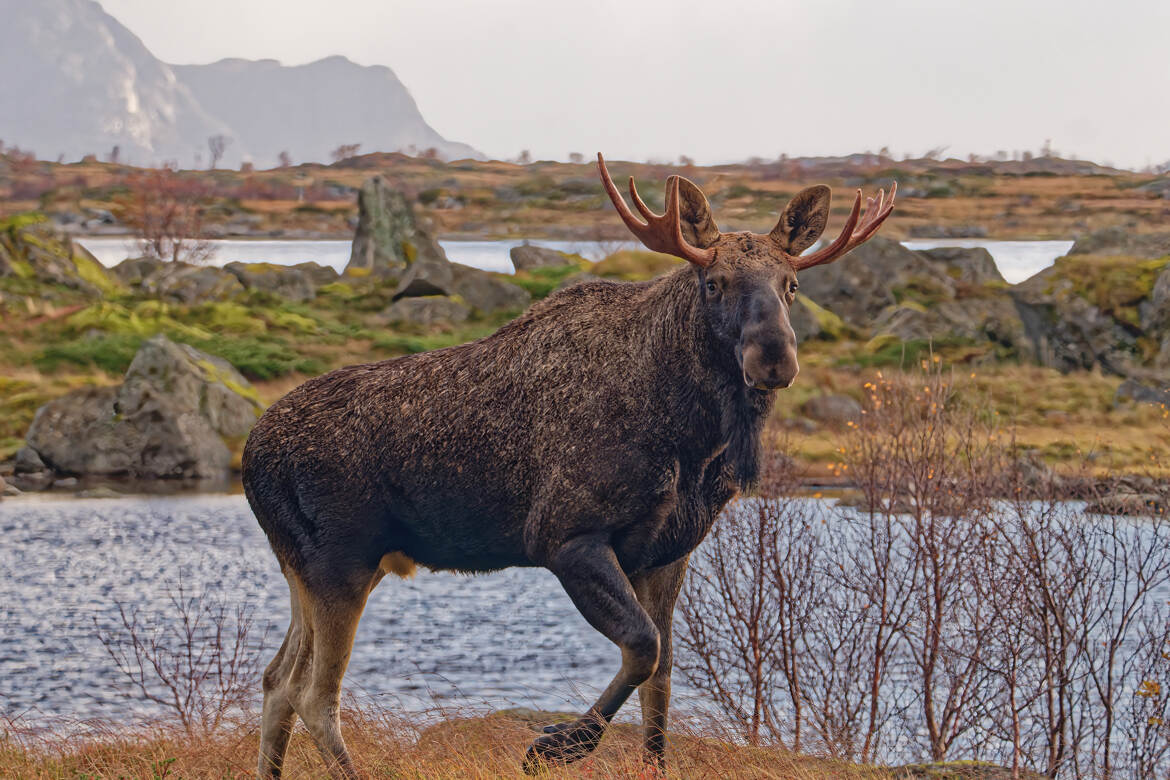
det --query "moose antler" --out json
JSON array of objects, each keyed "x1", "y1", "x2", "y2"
[
  {"x1": 597, "y1": 153, "x2": 716, "y2": 268},
  {"x1": 788, "y1": 182, "x2": 897, "y2": 270}
]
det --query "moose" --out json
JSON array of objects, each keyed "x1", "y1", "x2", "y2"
[{"x1": 243, "y1": 154, "x2": 895, "y2": 777}]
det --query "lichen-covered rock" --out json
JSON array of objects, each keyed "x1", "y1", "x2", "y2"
[
  {"x1": 119, "y1": 335, "x2": 262, "y2": 438},
  {"x1": 381, "y1": 296, "x2": 471, "y2": 326},
  {"x1": 225, "y1": 261, "x2": 316, "y2": 302},
  {"x1": 346, "y1": 176, "x2": 447, "y2": 277},
  {"x1": 24, "y1": 335, "x2": 262, "y2": 481},
  {"x1": 510, "y1": 244, "x2": 578, "y2": 272},
  {"x1": 291, "y1": 261, "x2": 341, "y2": 287},
  {"x1": 871, "y1": 297, "x2": 1028, "y2": 355},
  {"x1": 448, "y1": 264, "x2": 531, "y2": 314},
  {"x1": 124, "y1": 260, "x2": 245, "y2": 303},
  {"x1": 110, "y1": 256, "x2": 167, "y2": 286},
  {"x1": 1009, "y1": 256, "x2": 1165, "y2": 377},
  {"x1": 789, "y1": 295, "x2": 849, "y2": 343},
  {"x1": 0, "y1": 214, "x2": 120, "y2": 297}
]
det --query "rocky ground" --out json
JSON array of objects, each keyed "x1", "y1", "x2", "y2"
[{"x1": 1, "y1": 173, "x2": 1169, "y2": 498}]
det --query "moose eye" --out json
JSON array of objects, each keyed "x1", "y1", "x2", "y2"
[
  {"x1": 788, "y1": 281, "x2": 799, "y2": 295},
  {"x1": 705, "y1": 280, "x2": 719, "y2": 296}
]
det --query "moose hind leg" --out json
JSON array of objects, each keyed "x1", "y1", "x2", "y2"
[
  {"x1": 633, "y1": 556, "x2": 690, "y2": 768},
  {"x1": 524, "y1": 535, "x2": 660, "y2": 773},
  {"x1": 291, "y1": 575, "x2": 376, "y2": 780},
  {"x1": 258, "y1": 575, "x2": 307, "y2": 779}
]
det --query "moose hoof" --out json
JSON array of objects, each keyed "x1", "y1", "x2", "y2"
[{"x1": 522, "y1": 715, "x2": 605, "y2": 773}]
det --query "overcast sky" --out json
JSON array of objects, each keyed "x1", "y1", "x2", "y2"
[{"x1": 100, "y1": 0, "x2": 1169, "y2": 169}]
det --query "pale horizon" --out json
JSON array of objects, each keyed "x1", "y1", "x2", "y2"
[{"x1": 75, "y1": 0, "x2": 1170, "y2": 170}]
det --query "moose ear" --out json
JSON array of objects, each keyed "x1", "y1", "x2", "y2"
[
  {"x1": 676, "y1": 176, "x2": 721, "y2": 248},
  {"x1": 770, "y1": 185, "x2": 832, "y2": 256}
]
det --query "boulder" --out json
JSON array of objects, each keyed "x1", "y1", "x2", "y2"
[
  {"x1": 0, "y1": 215, "x2": 119, "y2": 297},
  {"x1": 13, "y1": 445, "x2": 46, "y2": 474},
  {"x1": 789, "y1": 295, "x2": 848, "y2": 343},
  {"x1": 118, "y1": 335, "x2": 262, "y2": 438},
  {"x1": 510, "y1": 244, "x2": 577, "y2": 272},
  {"x1": 1143, "y1": 266, "x2": 1170, "y2": 333},
  {"x1": 393, "y1": 260, "x2": 530, "y2": 315},
  {"x1": 1068, "y1": 227, "x2": 1170, "y2": 259},
  {"x1": 448, "y1": 264, "x2": 531, "y2": 314},
  {"x1": 1114, "y1": 378, "x2": 1170, "y2": 407},
  {"x1": 796, "y1": 237, "x2": 956, "y2": 330},
  {"x1": 110, "y1": 256, "x2": 166, "y2": 286},
  {"x1": 917, "y1": 246, "x2": 1005, "y2": 286},
  {"x1": 134, "y1": 261, "x2": 245, "y2": 303},
  {"x1": 225, "y1": 262, "x2": 316, "y2": 302},
  {"x1": 381, "y1": 296, "x2": 470, "y2": 326},
  {"x1": 24, "y1": 335, "x2": 262, "y2": 481},
  {"x1": 346, "y1": 176, "x2": 447, "y2": 278},
  {"x1": 291, "y1": 262, "x2": 341, "y2": 287},
  {"x1": 1084, "y1": 491, "x2": 1165, "y2": 516},
  {"x1": 800, "y1": 394, "x2": 862, "y2": 427}
]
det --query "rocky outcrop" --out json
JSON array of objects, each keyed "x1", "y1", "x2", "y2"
[
  {"x1": 797, "y1": 237, "x2": 956, "y2": 330},
  {"x1": 22, "y1": 335, "x2": 262, "y2": 484},
  {"x1": 225, "y1": 261, "x2": 317, "y2": 302},
  {"x1": 510, "y1": 244, "x2": 578, "y2": 272},
  {"x1": 1010, "y1": 268, "x2": 1138, "y2": 376},
  {"x1": 1068, "y1": 227, "x2": 1170, "y2": 259},
  {"x1": 871, "y1": 298, "x2": 1028, "y2": 354},
  {"x1": 111, "y1": 257, "x2": 245, "y2": 303},
  {"x1": 0, "y1": 215, "x2": 120, "y2": 297},
  {"x1": 346, "y1": 176, "x2": 448, "y2": 277},
  {"x1": 381, "y1": 296, "x2": 470, "y2": 326},
  {"x1": 344, "y1": 176, "x2": 530, "y2": 319}
]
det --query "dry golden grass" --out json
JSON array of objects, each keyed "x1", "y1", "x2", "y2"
[{"x1": 2, "y1": 707, "x2": 915, "y2": 780}]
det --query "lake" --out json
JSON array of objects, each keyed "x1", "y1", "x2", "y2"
[
  {"x1": 79, "y1": 237, "x2": 1075, "y2": 284},
  {"x1": 0, "y1": 494, "x2": 640, "y2": 726}
]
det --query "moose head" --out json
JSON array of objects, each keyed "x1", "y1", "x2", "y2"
[{"x1": 598, "y1": 154, "x2": 895, "y2": 390}]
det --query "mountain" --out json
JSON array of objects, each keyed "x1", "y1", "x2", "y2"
[
  {"x1": 0, "y1": 0, "x2": 234, "y2": 165},
  {"x1": 0, "y1": 0, "x2": 480, "y2": 167},
  {"x1": 172, "y1": 57, "x2": 481, "y2": 167}
]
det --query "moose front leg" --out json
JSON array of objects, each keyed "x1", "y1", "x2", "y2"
[
  {"x1": 632, "y1": 555, "x2": 690, "y2": 768},
  {"x1": 523, "y1": 534, "x2": 661, "y2": 773}
]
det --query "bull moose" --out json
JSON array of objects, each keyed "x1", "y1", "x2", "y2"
[{"x1": 243, "y1": 154, "x2": 895, "y2": 777}]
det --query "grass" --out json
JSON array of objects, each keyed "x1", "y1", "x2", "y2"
[{"x1": 0, "y1": 706, "x2": 1033, "y2": 779}]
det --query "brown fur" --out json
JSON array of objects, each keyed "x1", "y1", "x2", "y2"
[{"x1": 242, "y1": 171, "x2": 863, "y2": 778}]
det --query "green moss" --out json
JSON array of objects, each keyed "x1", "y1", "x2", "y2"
[
  {"x1": 7, "y1": 258, "x2": 34, "y2": 279},
  {"x1": 70, "y1": 249, "x2": 120, "y2": 296},
  {"x1": 0, "y1": 212, "x2": 49, "y2": 232},
  {"x1": 193, "y1": 357, "x2": 263, "y2": 409},
  {"x1": 795, "y1": 294, "x2": 849, "y2": 340},
  {"x1": 507, "y1": 264, "x2": 584, "y2": 299},
  {"x1": 36, "y1": 333, "x2": 144, "y2": 375},
  {"x1": 593, "y1": 250, "x2": 681, "y2": 281},
  {"x1": 840, "y1": 336, "x2": 981, "y2": 368},
  {"x1": 191, "y1": 301, "x2": 267, "y2": 334},
  {"x1": 265, "y1": 309, "x2": 319, "y2": 334},
  {"x1": 344, "y1": 267, "x2": 372, "y2": 278}
]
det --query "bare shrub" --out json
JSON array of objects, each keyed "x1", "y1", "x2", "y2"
[
  {"x1": 93, "y1": 575, "x2": 266, "y2": 735},
  {"x1": 117, "y1": 164, "x2": 215, "y2": 264},
  {"x1": 678, "y1": 365, "x2": 1170, "y2": 777}
]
